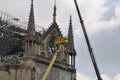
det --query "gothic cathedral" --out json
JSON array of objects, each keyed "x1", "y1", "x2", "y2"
[{"x1": 0, "y1": 0, "x2": 77, "y2": 80}]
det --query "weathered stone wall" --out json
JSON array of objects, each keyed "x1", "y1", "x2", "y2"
[
  {"x1": 0, "y1": 70, "x2": 9, "y2": 80},
  {"x1": 35, "y1": 63, "x2": 72, "y2": 80}
]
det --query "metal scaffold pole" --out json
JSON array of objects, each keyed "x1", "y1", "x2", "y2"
[{"x1": 73, "y1": 0, "x2": 103, "y2": 80}]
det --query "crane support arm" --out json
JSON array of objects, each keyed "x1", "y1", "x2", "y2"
[{"x1": 73, "y1": 0, "x2": 103, "y2": 80}]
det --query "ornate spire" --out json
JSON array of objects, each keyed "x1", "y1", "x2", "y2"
[
  {"x1": 53, "y1": 0, "x2": 57, "y2": 23},
  {"x1": 27, "y1": 0, "x2": 35, "y2": 37},
  {"x1": 68, "y1": 15, "x2": 76, "y2": 55}
]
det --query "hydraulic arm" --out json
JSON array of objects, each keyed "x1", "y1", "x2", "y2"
[
  {"x1": 41, "y1": 37, "x2": 68, "y2": 80},
  {"x1": 73, "y1": 0, "x2": 103, "y2": 80}
]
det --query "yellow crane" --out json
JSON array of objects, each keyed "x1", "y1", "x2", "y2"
[{"x1": 41, "y1": 37, "x2": 68, "y2": 80}]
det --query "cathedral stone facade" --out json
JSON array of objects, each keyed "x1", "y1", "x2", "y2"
[{"x1": 0, "y1": 0, "x2": 77, "y2": 80}]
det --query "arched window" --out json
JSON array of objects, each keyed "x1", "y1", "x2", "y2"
[{"x1": 47, "y1": 36, "x2": 58, "y2": 54}]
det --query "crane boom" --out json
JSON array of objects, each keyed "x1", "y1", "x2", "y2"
[{"x1": 73, "y1": 0, "x2": 103, "y2": 80}]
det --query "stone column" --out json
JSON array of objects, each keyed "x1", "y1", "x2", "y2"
[
  {"x1": 33, "y1": 43, "x2": 36, "y2": 54},
  {"x1": 27, "y1": 68, "x2": 32, "y2": 80},
  {"x1": 31, "y1": 68, "x2": 35, "y2": 80},
  {"x1": 28, "y1": 42, "x2": 29, "y2": 54},
  {"x1": 34, "y1": 43, "x2": 38, "y2": 54},
  {"x1": 38, "y1": 45, "x2": 40, "y2": 55},
  {"x1": 25, "y1": 41, "x2": 27, "y2": 54},
  {"x1": 22, "y1": 68, "x2": 26, "y2": 80},
  {"x1": 32, "y1": 41, "x2": 34, "y2": 54},
  {"x1": 17, "y1": 68, "x2": 22, "y2": 80},
  {"x1": 35, "y1": 43, "x2": 38, "y2": 54},
  {"x1": 9, "y1": 67, "x2": 16, "y2": 80}
]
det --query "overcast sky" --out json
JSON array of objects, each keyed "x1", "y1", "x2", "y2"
[{"x1": 0, "y1": 0, "x2": 120, "y2": 80}]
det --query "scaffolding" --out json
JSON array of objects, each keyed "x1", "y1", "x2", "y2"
[{"x1": 0, "y1": 11, "x2": 44, "y2": 61}]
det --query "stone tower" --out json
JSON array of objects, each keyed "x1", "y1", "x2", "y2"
[{"x1": 0, "y1": 0, "x2": 77, "y2": 80}]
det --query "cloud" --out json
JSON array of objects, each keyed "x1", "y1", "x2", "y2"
[
  {"x1": 114, "y1": 74, "x2": 120, "y2": 80},
  {"x1": 76, "y1": 72, "x2": 111, "y2": 80},
  {"x1": 77, "y1": 72, "x2": 120, "y2": 80},
  {"x1": 74, "y1": 0, "x2": 120, "y2": 35},
  {"x1": 92, "y1": 2, "x2": 120, "y2": 32},
  {"x1": 101, "y1": 74, "x2": 111, "y2": 80},
  {"x1": 77, "y1": 72, "x2": 95, "y2": 80}
]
